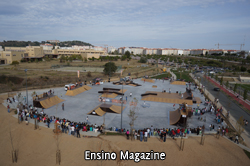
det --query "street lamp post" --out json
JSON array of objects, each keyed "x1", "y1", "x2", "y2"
[
  {"x1": 25, "y1": 69, "x2": 29, "y2": 111},
  {"x1": 121, "y1": 80, "x2": 124, "y2": 132}
]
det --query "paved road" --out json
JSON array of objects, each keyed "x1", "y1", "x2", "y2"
[{"x1": 196, "y1": 73, "x2": 250, "y2": 135}]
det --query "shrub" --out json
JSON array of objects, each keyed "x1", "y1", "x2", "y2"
[
  {"x1": 87, "y1": 71, "x2": 92, "y2": 77},
  {"x1": 11, "y1": 61, "x2": 19, "y2": 66}
]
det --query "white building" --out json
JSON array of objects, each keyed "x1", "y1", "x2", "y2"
[
  {"x1": 40, "y1": 44, "x2": 53, "y2": 50},
  {"x1": 107, "y1": 46, "x2": 116, "y2": 53},
  {"x1": 0, "y1": 46, "x2": 3, "y2": 51},
  {"x1": 129, "y1": 47, "x2": 144, "y2": 55}
]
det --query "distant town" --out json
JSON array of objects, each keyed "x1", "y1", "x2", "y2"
[{"x1": 0, "y1": 40, "x2": 249, "y2": 65}]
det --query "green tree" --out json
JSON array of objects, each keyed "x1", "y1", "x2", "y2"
[
  {"x1": 225, "y1": 81, "x2": 229, "y2": 89},
  {"x1": 215, "y1": 75, "x2": 218, "y2": 81},
  {"x1": 220, "y1": 76, "x2": 223, "y2": 85},
  {"x1": 91, "y1": 57, "x2": 95, "y2": 61},
  {"x1": 128, "y1": 97, "x2": 139, "y2": 141},
  {"x1": 243, "y1": 89, "x2": 248, "y2": 100},
  {"x1": 240, "y1": 66, "x2": 247, "y2": 72},
  {"x1": 125, "y1": 51, "x2": 131, "y2": 61},
  {"x1": 233, "y1": 84, "x2": 238, "y2": 93},
  {"x1": 103, "y1": 62, "x2": 117, "y2": 75},
  {"x1": 139, "y1": 57, "x2": 147, "y2": 63}
]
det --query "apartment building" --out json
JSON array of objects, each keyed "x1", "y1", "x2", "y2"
[
  {"x1": 107, "y1": 46, "x2": 116, "y2": 53},
  {"x1": 40, "y1": 44, "x2": 53, "y2": 54},
  {"x1": 130, "y1": 47, "x2": 144, "y2": 55},
  {"x1": 190, "y1": 49, "x2": 208, "y2": 55},
  {"x1": 178, "y1": 49, "x2": 190, "y2": 56},
  {"x1": 0, "y1": 46, "x2": 44, "y2": 64},
  {"x1": 53, "y1": 48, "x2": 105, "y2": 60},
  {"x1": 157, "y1": 48, "x2": 178, "y2": 55},
  {"x1": 0, "y1": 51, "x2": 24, "y2": 64},
  {"x1": 208, "y1": 49, "x2": 227, "y2": 55}
]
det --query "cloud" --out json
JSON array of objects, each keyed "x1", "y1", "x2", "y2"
[{"x1": 0, "y1": 0, "x2": 249, "y2": 49}]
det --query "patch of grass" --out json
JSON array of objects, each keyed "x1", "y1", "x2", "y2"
[
  {"x1": 171, "y1": 70, "x2": 192, "y2": 82},
  {"x1": 239, "y1": 84, "x2": 250, "y2": 91},
  {"x1": 243, "y1": 149, "x2": 250, "y2": 159},
  {"x1": 151, "y1": 73, "x2": 172, "y2": 79}
]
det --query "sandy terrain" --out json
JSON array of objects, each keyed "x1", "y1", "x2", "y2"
[{"x1": 0, "y1": 94, "x2": 249, "y2": 166}]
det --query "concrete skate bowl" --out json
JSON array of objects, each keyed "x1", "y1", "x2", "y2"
[
  {"x1": 87, "y1": 103, "x2": 125, "y2": 116},
  {"x1": 99, "y1": 88, "x2": 127, "y2": 98},
  {"x1": 171, "y1": 81, "x2": 186, "y2": 85},
  {"x1": 141, "y1": 91, "x2": 193, "y2": 105},
  {"x1": 141, "y1": 78, "x2": 155, "y2": 83},
  {"x1": 113, "y1": 81, "x2": 141, "y2": 87},
  {"x1": 33, "y1": 95, "x2": 65, "y2": 109},
  {"x1": 65, "y1": 85, "x2": 92, "y2": 96}
]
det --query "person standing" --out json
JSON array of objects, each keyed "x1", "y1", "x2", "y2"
[
  {"x1": 169, "y1": 88, "x2": 171, "y2": 94},
  {"x1": 7, "y1": 105, "x2": 10, "y2": 113},
  {"x1": 86, "y1": 116, "x2": 89, "y2": 124},
  {"x1": 126, "y1": 130, "x2": 129, "y2": 140},
  {"x1": 47, "y1": 118, "x2": 50, "y2": 128},
  {"x1": 144, "y1": 130, "x2": 148, "y2": 142},
  {"x1": 140, "y1": 130, "x2": 143, "y2": 142},
  {"x1": 235, "y1": 135, "x2": 239, "y2": 144},
  {"x1": 147, "y1": 128, "x2": 150, "y2": 138},
  {"x1": 76, "y1": 127, "x2": 80, "y2": 138},
  {"x1": 163, "y1": 130, "x2": 167, "y2": 142},
  {"x1": 130, "y1": 92, "x2": 132, "y2": 97},
  {"x1": 181, "y1": 93, "x2": 183, "y2": 99},
  {"x1": 62, "y1": 103, "x2": 64, "y2": 111}
]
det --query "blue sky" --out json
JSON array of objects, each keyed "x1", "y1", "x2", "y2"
[{"x1": 0, "y1": 0, "x2": 250, "y2": 50}]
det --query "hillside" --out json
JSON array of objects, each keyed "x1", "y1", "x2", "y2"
[{"x1": 0, "y1": 40, "x2": 93, "y2": 48}]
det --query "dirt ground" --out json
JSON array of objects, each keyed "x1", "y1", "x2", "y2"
[{"x1": 0, "y1": 94, "x2": 249, "y2": 166}]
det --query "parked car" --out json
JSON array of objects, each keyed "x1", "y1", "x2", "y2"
[{"x1": 214, "y1": 88, "x2": 220, "y2": 91}]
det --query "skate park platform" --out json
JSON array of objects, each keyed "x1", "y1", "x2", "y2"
[
  {"x1": 113, "y1": 81, "x2": 141, "y2": 87},
  {"x1": 141, "y1": 91, "x2": 200, "y2": 105},
  {"x1": 33, "y1": 95, "x2": 65, "y2": 109},
  {"x1": 171, "y1": 81, "x2": 186, "y2": 85},
  {"x1": 88, "y1": 103, "x2": 125, "y2": 116},
  {"x1": 99, "y1": 88, "x2": 127, "y2": 98},
  {"x1": 65, "y1": 85, "x2": 92, "y2": 96},
  {"x1": 141, "y1": 78, "x2": 155, "y2": 83}
]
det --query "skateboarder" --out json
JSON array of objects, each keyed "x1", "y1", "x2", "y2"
[{"x1": 62, "y1": 103, "x2": 64, "y2": 111}]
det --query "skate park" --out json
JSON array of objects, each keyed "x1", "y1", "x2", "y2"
[{"x1": 11, "y1": 78, "x2": 222, "y2": 131}]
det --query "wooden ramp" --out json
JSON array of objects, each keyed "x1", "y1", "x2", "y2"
[
  {"x1": 101, "y1": 93, "x2": 118, "y2": 98},
  {"x1": 65, "y1": 85, "x2": 92, "y2": 96},
  {"x1": 109, "y1": 105, "x2": 121, "y2": 114},
  {"x1": 87, "y1": 104, "x2": 125, "y2": 116},
  {"x1": 171, "y1": 81, "x2": 186, "y2": 85},
  {"x1": 141, "y1": 91, "x2": 194, "y2": 105},
  {"x1": 170, "y1": 109, "x2": 182, "y2": 125},
  {"x1": 141, "y1": 78, "x2": 155, "y2": 83},
  {"x1": 88, "y1": 105, "x2": 106, "y2": 116},
  {"x1": 39, "y1": 96, "x2": 65, "y2": 109}
]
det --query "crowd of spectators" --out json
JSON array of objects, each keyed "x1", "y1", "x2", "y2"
[{"x1": 17, "y1": 104, "x2": 104, "y2": 138}]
